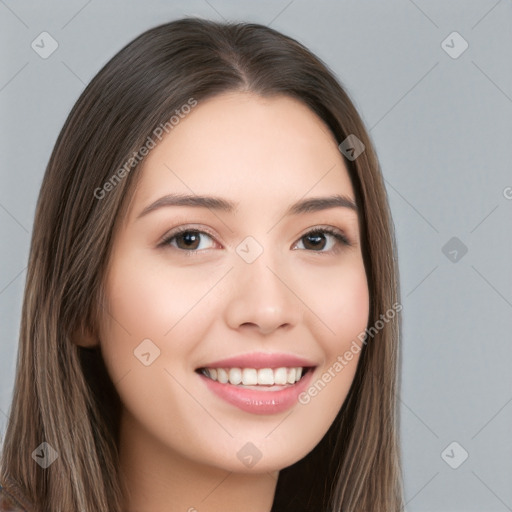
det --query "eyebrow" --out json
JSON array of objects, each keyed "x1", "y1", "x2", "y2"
[{"x1": 136, "y1": 193, "x2": 358, "y2": 219}]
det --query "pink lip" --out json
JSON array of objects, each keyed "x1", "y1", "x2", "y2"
[
  {"x1": 198, "y1": 367, "x2": 315, "y2": 415},
  {"x1": 199, "y1": 352, "x2": 316, "y2": 370}
]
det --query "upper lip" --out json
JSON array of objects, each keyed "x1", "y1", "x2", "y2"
[{"x1": 197, "y1": 352, "x2": 317, "y2": 370}]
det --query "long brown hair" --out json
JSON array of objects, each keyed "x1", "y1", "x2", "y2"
[{"x1": 0, "y1": 18, "x2": 403, "y2": 511}]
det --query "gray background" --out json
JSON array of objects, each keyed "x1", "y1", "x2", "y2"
[{"x1": 1, "y1": 1, "x2": 511, "y2": 510}]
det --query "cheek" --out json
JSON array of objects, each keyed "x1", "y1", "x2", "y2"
[
  {"x1": 294, "y1": 258, "x2": 369, "y2": 411},
  {"x1": 99, "y1": 251, "x2": 221, "y2": 352},
  {"x1": 96, "y1": 255, "x2": 203, "y2": 403},
  {"x1": 96, "y1": 255, "x2": 225, "y2": 453},
  {"x1": 301, "y1": 256, "x2": 370, "y2": 350}
]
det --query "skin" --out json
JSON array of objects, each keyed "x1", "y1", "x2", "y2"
[{"x1": 87, "y1": 92, "x2": 370, "y2": 511}]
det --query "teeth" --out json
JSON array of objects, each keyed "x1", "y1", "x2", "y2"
[
  {"x1": 242, "y1": 368, "x2": 258, "y2": 385},
  {"x1": 202, "y1": 367, "x2": 305, "y2": 386},
  {"x1": 217, "y1": 368, "x2": 228, "y2": 384},
  {"x1": 228, "y1": 368, "x2": 242, "y2": 385},
  {"x1": 274, "y1": 367, "x2": 288, "y2": 385},
  {"x1": 257, "y1": 368, "x2": 274, "y2": 385}
]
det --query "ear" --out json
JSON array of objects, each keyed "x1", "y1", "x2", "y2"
[{"x1": 70, "y1": 323, "x2": 100, "y2": 348}]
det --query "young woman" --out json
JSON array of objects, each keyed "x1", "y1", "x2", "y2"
[{"x1": 0, "y1": 18, "x2": 403, "y2": 511}]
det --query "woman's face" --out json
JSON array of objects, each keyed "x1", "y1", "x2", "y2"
[{"x1": 98, "y1": 92, "x2": 369, "y2": 473}]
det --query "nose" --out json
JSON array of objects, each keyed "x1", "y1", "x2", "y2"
[{"x1": 223, "y1": 253, "x2": 302, "y2": 336}]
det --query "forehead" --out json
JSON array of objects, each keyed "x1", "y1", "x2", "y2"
[{"x1": 130, "y1": 92, "x2": 355, "y2": 215}]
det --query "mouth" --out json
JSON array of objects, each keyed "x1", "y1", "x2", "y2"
[
  {"x1": 195, "y1": 362, "x2": 316, "y2": 415},
  {"x1": 194, "y1": 352, "x2": 318, "y2": 414},
  {"x1": 196, "y1": 366, "x2": 314, "y2": 390}
]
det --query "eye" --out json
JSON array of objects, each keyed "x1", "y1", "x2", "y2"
[
  {"x1": 293, "y1": 227, "x2": 351, "y2": 253},
  {"x1": 159, "y1": 228, "x2": 217, "y2": 252},
  {"x1": 158, "y1": 225, "x2": 351, "y2": 254}
]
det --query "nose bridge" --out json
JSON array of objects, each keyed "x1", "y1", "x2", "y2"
[{"x1": 223, "y1": 236, "x2": 301, "y2": 334}]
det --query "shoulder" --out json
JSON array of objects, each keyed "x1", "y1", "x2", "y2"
[{"x1": 0, "y1": 482, "x2": 34, "y2": 512}]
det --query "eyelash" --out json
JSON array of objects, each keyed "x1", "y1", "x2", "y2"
[{"x1": 158, "y1": 225, "x2": 352, "y2": 255}]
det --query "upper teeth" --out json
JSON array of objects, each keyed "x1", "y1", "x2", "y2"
[{"x1": 202, "y1": 367, "x2": 304, "y2": 386}]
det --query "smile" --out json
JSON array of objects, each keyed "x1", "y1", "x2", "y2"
[{"x1": 196, "y1": 354, "x2": 316, "y2": 414}]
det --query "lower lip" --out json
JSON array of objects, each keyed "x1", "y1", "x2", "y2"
[{"x1": 198, "y1": 369, "x2": 315, "y2": 415}]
